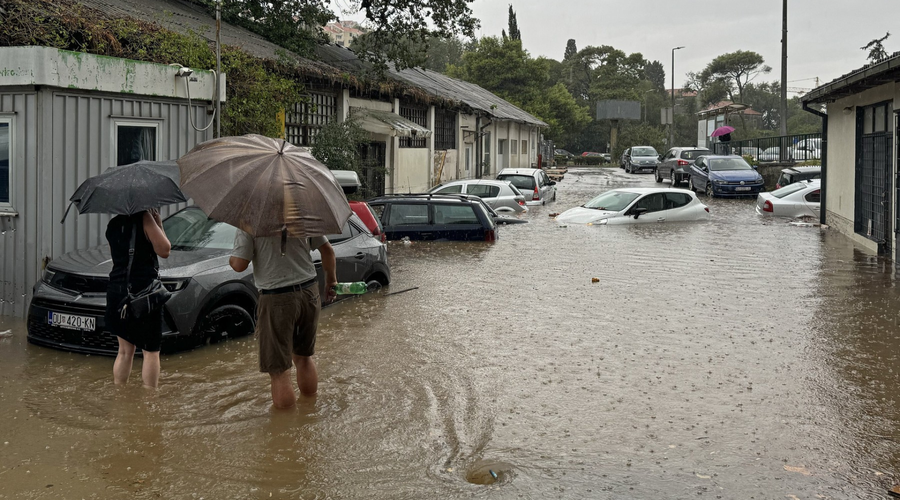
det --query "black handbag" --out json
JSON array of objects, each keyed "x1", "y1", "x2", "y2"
[{"x1": 118, "y1": 224, "x2": 171, "y2": 319}]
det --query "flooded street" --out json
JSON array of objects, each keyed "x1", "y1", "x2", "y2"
[{"x1": 1, "y1": 166, "x2": 899, "y2": 499}]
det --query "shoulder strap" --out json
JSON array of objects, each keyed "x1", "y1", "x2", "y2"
[{"x1": 125, "y1": 223, "x2": 136, "y2": 292}]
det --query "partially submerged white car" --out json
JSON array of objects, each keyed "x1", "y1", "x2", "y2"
[
  {"x1": 555, "y1": 187, "x2": 710, "y2": 225},
  {"x1": 755, "y1": 179, "x2": 820, "y2": 218}
]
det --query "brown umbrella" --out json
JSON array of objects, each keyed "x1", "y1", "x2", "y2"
[{"x1": 177, "y1": 134, "x2": 351, "y2": 240}]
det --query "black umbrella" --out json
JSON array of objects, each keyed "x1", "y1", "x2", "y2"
[{"x1": 61, "y1": 160, "x2": 187, "y2": 223}]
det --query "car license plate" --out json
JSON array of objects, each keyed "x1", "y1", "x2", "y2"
[
  {"x1": 47, "y1": 311, "x2": 96, "y2": 331},
  {"x1": 735, "y1": 186, "x2": 752, "y2": 191}
]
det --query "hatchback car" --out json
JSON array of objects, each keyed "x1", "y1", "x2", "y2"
[
  {"x1": 687, "y1": 155, "x2": 765, "y2": 198},
  {"x1": 555, "y1": 188, "x2": 709, "y2": 225},
  {"x1": 428, "y1": 179, "x2": 528, "y2": 214},
  {"x1": 496, "y1": 168, "x2": 556, "y2": 206},
  {"x1": 27, "y1": 208, "x2": 390, "y2": 355},
  {"x1": 367, "y1": 194, "x2": 498, "y2": 241},
  {"x1": 656, "y1": 147, "x2": 710, "y2": 186},
  {"x1": 775, "y1": 166, "x2": 820, "y2": 189},
  {"x1": 756, "y1": 179, "x2": 820, "y2": 218},
  {"x1": 623, "y1": 146, "x2": 660, "y2": 174}
]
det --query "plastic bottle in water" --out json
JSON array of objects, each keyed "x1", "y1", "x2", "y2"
[{"x1": 332, "y1": 282, "x2": 368, "y2": 295}]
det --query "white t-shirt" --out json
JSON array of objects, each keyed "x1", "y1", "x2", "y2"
[{"x1": 231, "y1": 230, "x2": 328, "y2": 290}]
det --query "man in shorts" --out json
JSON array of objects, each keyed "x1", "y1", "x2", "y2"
[{"x1": 229, "y1": 232, "x2": 337, "y2": 409}]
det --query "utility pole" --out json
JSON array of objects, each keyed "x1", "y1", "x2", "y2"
[
  {"x1": 671, "y1": 46, "x2": 684, "y2": 146},
  {"x1": 779, "y1": 0, "x2": 788, "y2": 136}
]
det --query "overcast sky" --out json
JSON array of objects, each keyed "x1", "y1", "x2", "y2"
[{"x1": 331, "y1": 0, "x2": 896, "y2": 95}]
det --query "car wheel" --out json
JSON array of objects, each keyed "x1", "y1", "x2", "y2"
[
  {"x1": 197, "y1": 304, "x2": 255, "y2": 344},
  {"x1": 626, "y1": 162, "x2": 631, "y2": 173},
  {"x1": 366, "y1": 279, "x2": 383, "y2": 292},
  {"x1": 671, "y1": 171, "x2": 679, "y2": 187},
  {"x1": 655, "y1": 170, "x2": 663, "y2": 183},
  {"x1": 705, "y1": 182, "x2": 715, "y2": 198}
]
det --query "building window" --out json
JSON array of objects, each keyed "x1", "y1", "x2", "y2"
[
  {"x1": 0, "y1": 118, "x2": 12, "y2": 211},
  {"x1": 286, "y1": 92, "x2": 337, "y2": 147},
  {"x1": 434, "y1": 109, "x2": 456, "y2": 150},
  {"x1": 399, "y1": 105, "x2": 427, "y2": 148},
  {"x1": 115, "y1": 122, "x2": 158, "y2": 166},
  {"x1": 522, "y1": 140, "x2": 528, "y2": 154}
]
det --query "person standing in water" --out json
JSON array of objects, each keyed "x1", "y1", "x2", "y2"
[{"x1": 105, "y1": 208, "x2": 171, "y2": 388}]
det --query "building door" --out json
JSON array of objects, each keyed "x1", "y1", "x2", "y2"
[
  {"x1": 855, "y1": 101, "x2": 894, "y2": 254},
  {"x1": 497, "y1": 139, "x2": 507, "y2": 173},
  {"x1": 359, "y1": 141, "x2": 386, "y2": 198}
]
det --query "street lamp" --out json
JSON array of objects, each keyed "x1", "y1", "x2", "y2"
[{"x1": 671, "y1": 46, "x2": 684, "y2": 146}]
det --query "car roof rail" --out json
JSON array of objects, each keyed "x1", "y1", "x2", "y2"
[{"x1": 367, "y1": 193, "x2": 476, "y2": 202}]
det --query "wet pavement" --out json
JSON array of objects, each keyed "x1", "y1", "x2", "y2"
[{"x1": 1, "y1": 166, "x2": 899, "y2": 499}]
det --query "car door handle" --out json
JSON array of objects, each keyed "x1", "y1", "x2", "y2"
[
  {"x1": 657, "y1": 217, "x2": 666, "y2": 222},
  {"x1": 354, "y1": 252, "x2": 365, "y2": 260}
]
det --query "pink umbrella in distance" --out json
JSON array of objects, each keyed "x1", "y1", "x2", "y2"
[{"x1": 710, "y1": 125, "x2": 735, "y2": 137}]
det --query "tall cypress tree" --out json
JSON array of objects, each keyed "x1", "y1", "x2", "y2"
[
  {"x1": 507, "y1": 5, "x2": 521, "y2": 41},
  {"x1": 564, "y1": 39, "x2": 577, "y2": 61}
]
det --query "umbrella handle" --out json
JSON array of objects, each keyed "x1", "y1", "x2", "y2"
[{"x1": 60, "y1": 201, "x2": 75, "y2": 224}]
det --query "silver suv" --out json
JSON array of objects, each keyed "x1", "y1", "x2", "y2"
[
  {"x1": 428, "y1": 179, "x2": 528, "y2": 214},
  {"x1": 496, "y1": 168, "x2": 557, "y2": 206},
  {"x1": 657, "y1": 147, "x2": 710, "y2": 186}
]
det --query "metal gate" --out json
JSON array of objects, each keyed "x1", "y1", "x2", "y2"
[
  {"x1": 855, "y1": 128, "x2": 893, "y2": 254},
  {"x1": 359, "y1": 142, "x2": 386, "y2": 199}
]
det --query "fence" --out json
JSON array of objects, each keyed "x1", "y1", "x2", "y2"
[{"x1": 713, "y1": 132, "x2": 822, "y2": 163}]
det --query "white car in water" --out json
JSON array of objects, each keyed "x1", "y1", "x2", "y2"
[
  {"x1": 755, "y1": 179, "x2": 820, "y2": 218},
  {"x1": 555, "y1": 187, "x2": 710, "y2": 225}
]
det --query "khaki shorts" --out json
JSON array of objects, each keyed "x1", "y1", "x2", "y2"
[{"x1": 255, "y1": 286, "x2": 321, "y2": 374}]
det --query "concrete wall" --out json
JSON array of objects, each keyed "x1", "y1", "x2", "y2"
[
  {"x1": 825, "y1": 83, "x2": 898, "y2": 254},
  {"x1": 393, "y1": 148, "x2": 431, "y2": 193},
  {"x1": 0, "y1": 88, "x2": 212, "y2": 317}
]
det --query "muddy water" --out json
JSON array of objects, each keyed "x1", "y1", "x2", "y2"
[{"x1": 1, "y1": 166, "x2": 899, "y2": 499}]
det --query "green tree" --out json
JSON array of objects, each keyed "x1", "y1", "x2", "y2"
[
  {"x1": 698, "y1": 50, "x2": 771, "y2": 104},
  {"x1": 507, "y1": 4, "x2": 521, "y2": 41},
  {"x1": 644, "y1": 60, "x2": 666, "y2": 92},
  {"x1": 189, "y1": 0, "x2": 478, "y2": 72},
  {"x1": 612, "y1": 122, "x2": 666, "y2": 161},
  {"x1": 563, "y1": 39, "x2": 577, "y2": 61},
  {"x1": 415, "y1": 35, "x2": 465, "y2": 73},
  {"x1": 861, "y1": 32, "x2": 890, "y2": 62},
  {"x1": 310, "y1": 117, "x2": 369, "y2": 174}
]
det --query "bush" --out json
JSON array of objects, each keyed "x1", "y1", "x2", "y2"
[{"x1": 572, "y1": 156, "x2": 604, "y2": 166}]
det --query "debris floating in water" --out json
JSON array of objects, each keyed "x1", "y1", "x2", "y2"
[
  {"x1": 0, "y1": 329, "x2": 11, "y2": 338},
  {"x1": 591, "y1": 277, "x2": 600, "y2": 283},
  {"x1": 489, "y1": 470, "x2": 498, "y2": 479}
]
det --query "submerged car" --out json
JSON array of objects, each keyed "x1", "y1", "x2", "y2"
[
  {"x1": 687, "y1": 155, "x2": 766, "y2": 198},
  {"x1": 428, "y1": 179, "x2": 528, "y2": 214},
  {"x1": 657, "y1": 147, "x2": 709, "y2": 186},
  {"x1": 27, "y1": 207, "x2": 390, "y2": 355},
  {"x1": 775, "y1": 166, "x2": 820, "y2": 189},
  {"x1": 367, "y1": 193, "x2": 499, "y2": 241},
  {"x1": 555, "y1": 188, "x2": 709, "y2": 225},
  {"x1": 756, "y1": 179, "x2": 820, "y2": 218},
  {"x1": 623, "y1": 146, "x2": 660, "y2": 174},
  {"x1": 496, "y1": 168, "x2": 557, "y2": 206}
]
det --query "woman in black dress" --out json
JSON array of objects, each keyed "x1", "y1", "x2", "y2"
[{"x1": 105, "y1": 208, "x2": 171, "y2": 388}]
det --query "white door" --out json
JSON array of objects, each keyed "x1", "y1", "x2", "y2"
[{"x1": 497, "y1": 139, "x2": 507, "y2": 171}]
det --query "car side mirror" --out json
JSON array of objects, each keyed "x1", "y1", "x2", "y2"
[
  {"x1": 548, "y1": 181, "x2": 557, "y2": 186},
  {"x1": 751, "y1": 164, "x2": 758, "y2": 170},
  {"x1": 631, "y1": 207, "x2": 648, "y2": 219}
]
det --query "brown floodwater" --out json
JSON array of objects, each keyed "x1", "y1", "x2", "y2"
[{"x1": 1, "y1": 167, "x2": 899, "y2": 499}]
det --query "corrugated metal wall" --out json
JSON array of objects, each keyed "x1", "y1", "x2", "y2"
[{"x1": 0, "y1": 88, "x2": 211, "y2": 317}]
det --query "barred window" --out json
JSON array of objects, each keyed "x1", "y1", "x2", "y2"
[
  {"x1": 286, "y1": 92, "x2": 337, "y2": 147},
  {"x1": 399, "y1": 105, "x2": 427, "y2": 148},
  {"x1": 434, "y1": 109, "x2": 456, "y2": 150}
]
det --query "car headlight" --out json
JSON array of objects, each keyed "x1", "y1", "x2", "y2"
[
  {"x1": 161, "y1": 278, "x2": 191, "y2": 292},
  {"x1": 42, "y1": 268, "x2": 56, "y2": 284},
  {"x1": 595, "y1": 219, "x2": 609, "y2": 225},
  {"x1": 713, "y1": 179, "x2": 728, "y2": 185}
]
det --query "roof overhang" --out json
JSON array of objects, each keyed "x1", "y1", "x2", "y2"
[
  {"x1": 698, "y1": 102, "x2": 749, "y2": 118},
  {"x1": 802, "y1": 53, "x2": 900, "y2": 104},
  {"x1": 0, "y1": 46, "x2": 225, "y2": 102},
  {"x1": 351, "y1": 107, "x2": 432, "y2": 138}
]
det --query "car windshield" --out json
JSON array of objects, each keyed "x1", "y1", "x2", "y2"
[
  {"x1": 708, "y1": 158, "x2": 753, "y2": 171},
  {"x1": 770, "y1": 182, "x2": 810, "y2": 199},
  {"x1": 681, "y1": 150, "x2": 707, "y2": 160},
  {"x1": 583, "y1": 191, "x2": 641, "y2": 211},
  {"x1": 497, "y1": 174, "x2": 536, "y2": 190},
  {"x1": 164, "y1": 208, "x2": 237, "y2": 251},
  {"x1": 632, "y1": 147, "x2": 657, "y2": 157}
]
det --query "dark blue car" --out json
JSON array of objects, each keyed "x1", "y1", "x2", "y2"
[
  {"x1": 687, "y1": 155, "x2": 765, "y2": 198},
  {"x1": 367, "y1": 194, "x2": 499, "y2": 242}
]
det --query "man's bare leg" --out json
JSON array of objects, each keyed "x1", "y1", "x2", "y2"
[
  {"x1": 270, "y1": 369, "x2": 297, "y2": 409},
  {"x1": 113, "y1": 338, "x2": 136, "y2": 385},
  {"x1": 141, "y1": 350, "x2": 161, "y2": 389},
  {"x1": 293, "y1": 355, "x2": 318, "y2": 397}
]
